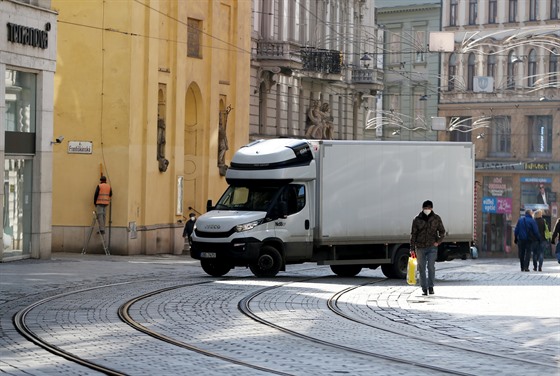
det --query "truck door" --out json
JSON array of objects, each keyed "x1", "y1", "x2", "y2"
[{"x1": 274, "y1": 184, "x2": 313, "y2": 260}]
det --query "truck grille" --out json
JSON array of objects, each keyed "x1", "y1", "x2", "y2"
[{"x1": 194, "y1": 228, "x2": 236, "y2": 238}]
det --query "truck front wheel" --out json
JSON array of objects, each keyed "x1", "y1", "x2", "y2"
[
  {"x1": 381, "y1": 248, "x2": 409, "y2": 279},
  {"x1": 200, "y1": 260, "x2": 232, "y2": 277},
  {"x1": 250, "y1": 245, "x2": 282, "y2": 278},
  {"x1": 330, "y1": 265, "x2": 362, "y2": 277}
]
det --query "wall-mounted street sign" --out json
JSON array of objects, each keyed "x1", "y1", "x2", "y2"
[{"x1": 68, "y1": 141, "x2": 93, "y2": 154}]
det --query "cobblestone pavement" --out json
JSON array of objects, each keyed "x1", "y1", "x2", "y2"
[{"x1": 0, "y1": 253, "x2": 559, "y2": 376}]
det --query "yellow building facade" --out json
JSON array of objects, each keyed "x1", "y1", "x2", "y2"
[{"x1": 51, "y1": 0, "x2": 251, "y2": 255}]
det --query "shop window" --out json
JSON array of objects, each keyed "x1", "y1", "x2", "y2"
[
  {"x1": 481, "y1": 176, "x2": 513, "y2": 253},
  {"x1": 528, "y1": 115, "x2": 553, "y2": 157},
  {"x1": 5, "y1": 70, "x2": 36, "y2": 133},
  {"x1": 489, "y1": 116, "x2": 511, "y2": 157},
  {"x1": 520, "y1": 178, "x2": 552, "y2": 224}
]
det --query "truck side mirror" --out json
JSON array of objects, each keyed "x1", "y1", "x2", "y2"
[{"x1": 206, "y1": 199, "x2": 214, "y2": 212}]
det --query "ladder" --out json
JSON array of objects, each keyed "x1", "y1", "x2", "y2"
[{"x1": 81, "y1": 211, "x2": 110, "y2": 255}]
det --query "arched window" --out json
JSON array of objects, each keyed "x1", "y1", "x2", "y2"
[
  {"x1": 448, "y1": 53, "x2": 456, "y2": 91},
  {"x1": 528, "y1": 49, "x2": 537, "y2": 87},
  {"x1": 467, "y1": 53, "x2": 476, "y2": 91},
  {"x1": 507, "y1": 51, "x2": 515, "y2": 89},
  {"x1": 487, "y1": 52, "x2": 496, "y2": 78},
  {"x1": 549, "y1": 50, "x2": 558, "y2": 85}
]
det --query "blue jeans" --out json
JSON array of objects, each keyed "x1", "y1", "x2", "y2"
[
  {"x1": 417, "y1": 246, "x2": 437, "y2": 290},
  {"x1": 517, "y1": 239, "x2": 533, "y2": 271},
  {"x1": 533, "y1": 240, "x2": 547, "y2": 269}
]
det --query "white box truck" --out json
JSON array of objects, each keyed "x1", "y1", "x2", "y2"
[{"x1": 191, "y1": 139, "x2": 474, "y2": 278}]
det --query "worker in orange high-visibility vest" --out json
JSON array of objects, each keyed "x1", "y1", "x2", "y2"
[{"x1": 93, "y1": 176, "x2": 112, "y2": 234}]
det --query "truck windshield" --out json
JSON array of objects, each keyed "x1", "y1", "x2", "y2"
[{"x1": 215, "y1": 186, "x2": 280, "y2": 211}]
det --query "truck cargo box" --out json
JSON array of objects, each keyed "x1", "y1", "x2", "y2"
[{"x1": 314, "y1": 140, "x2": 474, "y2": 245}]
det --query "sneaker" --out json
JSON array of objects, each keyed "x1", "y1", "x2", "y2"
[
  {"x1": 422, "y1": 289, "x2": 428, "y2": 296},
  {"x1": 538, "y1": 267, "x2": 542, "y2": 272},
  {"x1": 429, "y1": 287, "x2": 434, "y2": 295},
  {"x1": 533, "y1": 267, "x2": 537, "y2": 271}
]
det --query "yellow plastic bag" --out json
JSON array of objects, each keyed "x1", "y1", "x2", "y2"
[{"x1": 407, "y1": 252, "x2": 417, "y2": 286}]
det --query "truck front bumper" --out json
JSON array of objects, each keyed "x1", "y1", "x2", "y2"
[{"x1": 190, "y1": 238, "x2": 262, "y2": 265}]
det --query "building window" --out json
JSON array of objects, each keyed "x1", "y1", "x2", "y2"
[
  {"x1": 549, "y1": 50, "x2": 558, "y2": 85},
  {"x1": 389, "y1": 32, "x2": 401, "y2": 65},
  {"x1": 187, "y1": 18, "x2": 202, "y2": 58},
  {"x1": 528, "y1": 116, "x2": 553, "y2": 156},
  {"x1": 529, "y1": 0, "x2": 538, "y2": 21},
  {"x1": 509, "y1": 0, "x2": 517, "y2": 22},
  {"x1": 469, "y1": 0, "x2": 478, "y2": 25},
  {"x1": 450, "y1": 0, "x2": 458, "y2": 26},
  {"x1": 488, "y1": 0, "x2": 497, "y2": 23},
  {"x1": 487, "y1": 52, "x2": 496, "y2": 78},
  {"x1": 450, "y1": 117, "x2": 472, "y2": 142},
  {"x1": 489, "y1": 116, "x2": 511, "y2": 156},
  {"x1": 507, "y1": 51, "x2": 515, "y2": 89},
  {"x1": 528, "y1": 49, "x2": 537, "y2": 87},
  {"x1": 448, "y1": 53, "x2": 456, "y2": 91},
  {"x1": 467, "y1": 53, "x2": 475, "y2": 91},
  {"x1": 552, "y1": 0, "x2": 559, "y2": 19},
  {"x1": 415, "y1": 31, "x2": 426, "y2": 63}
]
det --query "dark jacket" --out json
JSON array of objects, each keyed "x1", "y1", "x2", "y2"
[
  {"x1": 552, "y1": 219, "x2": 560, "y2": 245},
  {"x1": 182, "y1": 219, "x2": 195, "y2": 238},
  {"x1": 514, "y1": 214, "x2": 540, "y2": 241},
  {"x1": 410, "y1": 211, "x2": 445, "y2": 249},
  {"x1": 534, "y1": 217, "x2": 546, "y2": 241}
]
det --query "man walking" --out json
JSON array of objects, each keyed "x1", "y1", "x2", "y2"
[
  {"x1": 94, "y1": 176, "x2": 112, "y2": 235},
  {"x1": 514, "y1": 209, "x2": 540, "y2": 272},
  {"x1": 410, "y1": 200, "x2": 446, "y2": 296}
]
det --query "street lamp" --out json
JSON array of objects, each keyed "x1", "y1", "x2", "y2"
[{"x1": 360, "y1": 53, "x2": 372, "y2": 69}]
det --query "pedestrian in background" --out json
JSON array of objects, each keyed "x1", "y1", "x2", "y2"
[
  {"x1": 182, "y1": 213, "x2": 196, "y2": 251},
  {"x1": 551, "y1": 218, "x2": 560, "y2": 264},
  {"x1": 514, "y1": 209, "x2": 540, "y2": 272},
  {"x1": 532, "y1": 210, "x2": 547, "y2": 272},
  {"x1": 410, "y1": 200, "x2": 445, "y2": 296},
  {"x1": 93, "y1": 176, "x2": 112, "y2": 235}
]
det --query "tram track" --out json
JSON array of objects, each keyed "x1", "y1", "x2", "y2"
[{"x1": 11, "y1": 263, "x2": 557, "y2": 375}]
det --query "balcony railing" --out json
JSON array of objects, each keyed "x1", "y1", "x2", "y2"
[
  {"x1": 300, "y1": 48, "x2": 342, "y2": 74},
  {"x1": 255, "y1": 41, "x2": 302, "y2": 63},
  {"x1": 352, "y1": 68, "x2": 383, "y2": 84}
]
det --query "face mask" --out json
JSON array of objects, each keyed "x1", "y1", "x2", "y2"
[
  {"x1": 423, "y1": 209, "x2": 432, "y2": 216},
  {"x1": 190, "y1": 217, "x2": 195, "y2": 221}
]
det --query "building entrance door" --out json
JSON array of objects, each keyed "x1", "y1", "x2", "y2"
[{"x1": 3, "y1": 158, "x2": 33, "y2": 260}]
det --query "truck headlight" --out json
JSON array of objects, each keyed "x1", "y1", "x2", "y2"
[{"x1": 235, "y1": 220, "x2": 260, "y2": 232}]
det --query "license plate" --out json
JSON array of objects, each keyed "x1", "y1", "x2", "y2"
[{"x1": 201, "y1": 252, "x2": 216, "y2": 258}]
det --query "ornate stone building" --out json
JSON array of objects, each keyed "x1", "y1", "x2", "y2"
[
  {"x1": 438, "y1": 0, "x2": 559, "y2": 256},
  {"x1": 250, "y1": 0, "x2": 383, "y2": 141}
]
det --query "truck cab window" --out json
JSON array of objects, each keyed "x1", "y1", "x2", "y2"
[{"x1": 280, "y1": 184, "x2": 305, "y2": 216}]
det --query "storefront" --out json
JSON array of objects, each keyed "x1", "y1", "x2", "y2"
[
  {"x1": 1, "y1": 1, "x2": 57, "y2": 261},
  {"x1": 477, "y1": 164, "x2": 559, "y2": 258}
]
